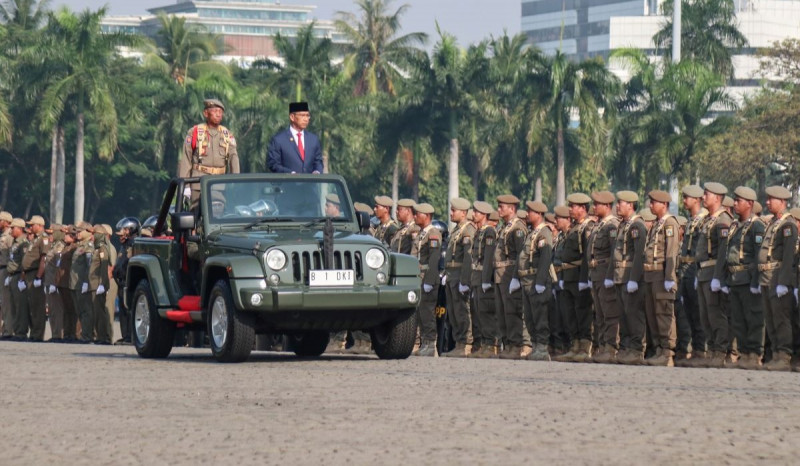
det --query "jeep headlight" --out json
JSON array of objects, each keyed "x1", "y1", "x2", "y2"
[
  {"x1": 266, "y1": 249, "x2": 287, "y2": 271},
  {"x1": 365, "y1": 248, "x2": 385, "y2": 269}
]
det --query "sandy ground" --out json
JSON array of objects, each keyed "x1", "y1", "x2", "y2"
[{"x1": 1, "y1": 329, "x2": 800, "y2": 465}]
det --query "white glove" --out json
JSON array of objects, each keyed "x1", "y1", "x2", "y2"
[
  {"x1": 603, "y1": 279, "x2": 614, "y2": 289},
  {"x1": 776, "y1": 284, "x2": 789, "y2": 297},
  {"x1": 481, "y1": 283, "x2": 492, "y2": 292},
  {"x1": 509, "y1": 278, "x2": 521, "y2": 293},
  {"x1": 48, "y1": 285, "x2": 57, "y2": 294},
  {"x1": 17, "y1": 280, "x2": 26, "y2": 292},
  {"x1": 441, "y1": 275, "x2": 447, "y2": 286},
  {"x1": 710, "y1": 278, "x2": 721, "y2": 292},
  {"x1": 81, "y1": 282, "x2": 89, "y2": 294},
  {"x1": 587, "y1": 279, "x2": 593, "y2": 288},
  {"x1": 694, "y1": 277, "x2": 698, "y2": 290},
  {"x1": 535, "y1": 284, "x2": 546, "y2": 294},
  {"x1": 183, "y1": 186, "x2": 191, "y2": 198},
  {"x1": 558, "y1": 280, "x2": 564, "y2": 290},
  {"x1": 578, "y1": 282, "x2": 590, "y2": 291},
  {"x1": 750, "y1": 286, "x2": 761, "y2": 295},
  {"x1": 96, "y1": 284, "x2": 106, "y2": 295},
  {"x1": 423, "y1": 283, "x2": 433, "y2": 293},
  {"x1": 664, "y1": 281, "x2": 675, "y2": 292},
  {"x1": 795, "y1": 288, "x2": 799, "y2": 302},
  {"x1": 33, "y1": 278, "x2": 42, "y2": 288},
  {"x1": 626, "y1": 281, "x2": 638, "y2": 293},
  {"x1": 458, "y1": 283, "x2": 469, "y2": 294},
  {"x1": 721, "y1": 286, "x2": 729, "y2": 295},
  {"x1": 3, "y1": 277, "x2": 9, "y2": 287}
]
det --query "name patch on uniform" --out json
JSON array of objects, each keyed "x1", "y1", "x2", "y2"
[
  {"x1": 755, "y1": 235, "x2": 763, "y2": 244},
  {"x1": 784, "y1": 227, "x2": 792, "y2": 237},
  {"x1": 720, "y1": 228, "x2": 728, "y2": 238},
  {"x1": 430, "y1": 239, "x2": 440, "y2": 248},
  {"x1": 665, "y1": 226, "x2": 674, "y2": 237}
]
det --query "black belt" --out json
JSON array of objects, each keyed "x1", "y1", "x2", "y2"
[{"x1": 0, "y1": 266, "x2": 6, "y2": 270}]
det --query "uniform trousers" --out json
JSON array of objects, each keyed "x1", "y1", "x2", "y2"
[
  {"x1": 59, "y1": 287, "x2": 77, "y2": 339},
  {"x1": 495, "y1": 278, "x2": 524, "y2": 346},
  {"x1": 592, "y1": 281, "x2": 621, "y2": 349},
  {"x1": 46, "y1": 289, "x2": 65, "y2": 339},
  {"x1": 0, "y1": 268, "x2": 13, "y2": 336},
  {"x1": 417, "y1": 283, "x2": 439, "y2": 343},
  {"x1": 617, "y1": 282, "x2": 646, "y2": 353},
  {"x1": 697, "y1": 279, "x2": 729, "y2": 352},
  {"x1": 24, "y1": 275, "x2": 46, "y2": 341},
  {"x1": 761, "y1": 285, "x2": 794, "y2": 355},
  {"x1": 93, "y1": 292, "x2": 112, "y2": 343},
  {"x1": 677, "y1": 270, "x2": 706, "y2": 354},
  {"x1": 643, "y1": 281, "x2": 676, "y2": 351},
  {"x1": 522, "y1": 285, "x2": 551, "y2": 346},
  {"x1": 558, "y1": 281, "x2": 593, "y2": 344},
  {"x1": 73, "y1": 289, "x2": 94, "y2": 341},
  {"x1": 445, "y1": 277, "x2": 471, "y2": 344},
  {"x1": 472, "y1": 285, "x2": 496, "y2": 346},
  {"x1": 9, "y1": 275, "x2": 29, "y2": 337},
  {"x1": 728, "y1": 285, "x2": 764, "y2": 355}
]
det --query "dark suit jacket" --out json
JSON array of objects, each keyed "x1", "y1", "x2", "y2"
[{"x1": 267, "y1": 128, "x2": 324, "y2": 174}]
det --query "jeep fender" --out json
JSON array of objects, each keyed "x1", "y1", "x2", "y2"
[
  {"x1": 125, "y1": 254, "x2": 172, "y2": 309},
  {"x1": 390, "y1": 253, "x2": 421, "y2": 288},
  {"x1": 203, "y1": 254, "x2": 264, "y2": 309}
]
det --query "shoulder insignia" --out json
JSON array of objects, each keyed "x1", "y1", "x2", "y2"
[
  {"x1": 755, "y1": 235, "x2": 763, "y2": 244},
  {"x1": 430, "y1": 239, "x2": 440, "y2": 248},
  {"x1": 462, "y1": 237, "x2": 471, "y2": 245},
  {"x1": 538, "y1": 239, "x2": 545, "y2": 248},
  {"x1": 486, "y1": 238, "x2": 494, "y2": 246},
  {"x1": 515, "y1": 229, "x2": 525, "y2": 238},
  {"x1": 720, "y1": 228, "x2": 728, "y2": 238},
  {"x1": 631, "y1": 229, "x2": 639, "y2": 238},
  {"x1": 665, "y1": 226, "x2": 674, "y2": 237},
  {"x1": 609, "y1": 230, "x2": 617, "y2": 238},
  {"x1": 43, "y1": 239, "x2": 49, "y2": 246},
  {"x1": 784, "y1": 227, "x2": 792, "y2": 237},
  {"x1": 185, "y1": 135, "x2": 192, "y2": 145}
]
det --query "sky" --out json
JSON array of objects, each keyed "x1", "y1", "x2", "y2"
[{"x1": 54, "y1": 0, "x2": 522, "y2": 48}]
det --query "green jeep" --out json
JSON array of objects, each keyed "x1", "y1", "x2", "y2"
[{"x1": 125, "y1": 174, "x2": 421, "y2": 362}]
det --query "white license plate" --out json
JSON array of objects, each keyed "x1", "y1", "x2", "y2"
[{"x1": 309, "y1": 270, "x2": 354, "y2": 287}]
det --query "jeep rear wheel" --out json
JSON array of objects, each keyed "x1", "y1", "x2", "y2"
[
  {"x1": 132, "y1": 279, "x2": 175, "y2": 358},
  {"x1": 370, "y1": 309, "x2": 416, "y2": 359},
  {"x1": 290, "y1": 331, "x2": 330, "y2": 357},
  {"x1": 208, "y1": 279, "x2": 254, "y2": 362}
]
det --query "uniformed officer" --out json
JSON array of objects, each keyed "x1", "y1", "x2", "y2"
[
  {"x1": 373, "y1": 195, "x2": 399, "y2": 246},
  {"x1": 554, "y1": 193, "x2": 596, "y2": 362},
  {"x1": 611, "y1": 191, "x2": 647, "y2": 365},
  {"x1": 493, "y1": 194, "x2": 529, "y2": 359},
  {"x1": 676, "y1": 185, "x2": 708, "y2": 366},
  {"x1": 721, "y1": 187, "x2": 766, "y2": 370},
  {"x1": 112, "y1": 218, "x2": 139, "y2": 344},
  {"x1": 694, "y1": 182, "x2": 733, "y2": 368},
  {"x1": 413, "y1": 203, "x2": 441, "y2": 356},
  {"x1": 15, "y1": 215, "x2": 47, "y2": 341},
  {"x1": 178, "y1": 98, "x2": 240, "y2": 202},
  {"x1": 642, "y1": 190, "x2": 679, "y2": 366},
  {"x1": 390, "y1": 199, "x2": 419, "y2": 255},
  {"x1": 586, "y1": 191, "x2": 620, "y2": 363},
  {"x1": 549, "y1": 207, "x2": 571, "y2": 356},
  {"x1": 0, "y1": 211, "x2": 13, "y2": 338},
  {"x1": 468, "y1": 201, "x2": 498, "y2": 358},
  {"x1": 757, "y1": 186, "x2": 797, "y2": 371},
  {"x1": 5, "y1": 218, "x2": 29, "y2": 340},
  {"x1": 57, "y1": 226, "x2": 79, "y2": 341},
  {"x1": 71, "y1": 228, "x2": 94, "y2": 343},
  {"x1": 441, "y1": 198, "x2": 476, "y2": 357},
  {"x1": 90, "y1": 225, "x2": 112, "y2": 344},
  {"x1": 43, "y1": 223, "x2": 66, "y2": 341},
  {"x1": 518, "y1": 201, "x2": 553, "y2": 361}
]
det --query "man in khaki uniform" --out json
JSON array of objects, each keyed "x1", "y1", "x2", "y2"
[
  {"x1": 611, "y1": 192, "x2": 648, "y2": 365},
  {"x1": 441, "y1": 198, "x2": 476, "y2": 357},
  {"x1": 493, "y1": 194, "x2": 528, "y2": 359},
  {"x1": 587, "y1": 191, "x2": 620, "y2": 362},
  {"x1": 554, "y1": 193, "x2": 596, "y2": 362},
  {"x1": 758, "y1": 186, "x2": 797, "y2": 371},
  {"x1": 19, "y1": 215, "x2": 48, "y2": 341},
  {"x1": 6, "y1": 218, "x2": 29, "y2": 340},
  {"x1": 693, "y1": 182, "x2": 733, "y2": 368},
  {"x1": 517, "y1": 201, "x2": 553, "y2": 361},
  {"x1": 44, "y1": 223, "x2": 66, "y2": 341},
  {"x1": 550, "y1": 207, "x2": 571, "y2": 355},
  {"x1": 413, "y1": 203, "x2": 441, "y2": 357},
  {"x1": 643, "y1": 190, "x2": 679, "y2": 366},
  {"x1": 469, "y1": 201, "x2": 498, "y2": 358},
  {"x1": 0, "y1": 211, "x2": 13, "y2": 338},
  {"x1": 390, "y1": 199, "x2": 419, "y2": 255},
  {"x1": 58, "y1": 226, "x2": 79, "y2": 341},
  {"x1": 178, "y1": 99, "x2": 240, "y2": 202},
  {"x1": 71, "y1": 228, "x2": 94, "y2": 343},
  {"x1": 373, "y1": 195, "x2": 399, "y2": 246},
  {"x1": 90, "y1": 225, "x2": 113, "y2": 344},
  {"x1": 676, "y1": 185, "x2": 708, "y2": 366},
  {"x1": 722, "y1": 187, "x2": 766, "y2": 370}
]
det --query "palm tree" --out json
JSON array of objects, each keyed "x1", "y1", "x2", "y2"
[
  {"x1": 653, "y1": 0, "x2": 748, "y2": 79},
  {"x1": 335, "y1": 0, "x2": 426, "y2": 96}
]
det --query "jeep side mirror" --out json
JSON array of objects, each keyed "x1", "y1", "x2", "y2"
[
  {"x1": 356, "y1": 211, "x2": 371, "y2": 232},
  {"x1": 173, "y1": 211, "x2": 195, "y2": 231}
]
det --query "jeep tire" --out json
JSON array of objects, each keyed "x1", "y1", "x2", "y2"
[
  {"x1": 132, "y1": 279, "x2": 176, "y2": 358},
  {"x1": 208, "y1": 279, "x2": 255, "y2": 362},
  {"x1": 370, "y1": 308, "x2": 416, "y2": 359}
]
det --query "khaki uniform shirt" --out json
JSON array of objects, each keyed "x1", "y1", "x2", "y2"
[
  {"x1": 416, "y1": 224, "x2": 442, "y2": 287},
  {"x1": 516, "y1": 224, "x2": 552, "y2": 288},
  {"x1": 21, "y1": 232, "x2": 48, "y2": 279},
  {"x1": 493, "y1": 217, "x2": 527, "y2": 283},
  {"x1": 89, "y1": 239, "x2": 111, "y2": 290},
  {"x1": 374, "y1": 220, "x2": 399, "y2": 247},
  {"x1": 7, "y1": 235, "x2": 29, "y2": 275},
  {"x1": 694, "y1": 208, "x2": 732, "y2": 282},
  {"x1": 57, "y1": 244, "x2": 76, "y2": 289},
  {"x1": 757, "y1": 211, "x2": 797, "y2": 291},
  {"x1": 0, "y1": 228, "x2": 12, "y2": 268},
  {"x1": 644, "y1": 215, "x2": 679, "y2": 284},
  {"x1": 723, "y1": 215, "x2": 765, "y2": 288},
  {"x1": 609, "y1": 215, "x2": 646, "y2": 284},
  {"x1": 559, "y1": 217, "x2": 595, "y2": 283},
  {"x1": 444, "y1": 220, "x2": 475, "y2": 282},
  {"x1": 587, "y1": 214, "x2": 620, "y2": 282},
  {"x1": 44, "y1": 238, "x2": 66, "y2": 288},
  {"x1": 178, "y1": 124, "x2": 240, "y2": 177},
  {"x1": 390, "y1": 221, "x2": 420, "y2": 255},
  {"x1": 470, "y1": 224, "x2": 496, "y2": 287},
  {"x1": 70, "y1": 239, "x2": 93, "y2": 290},
  {"x1": 679, "y1": 208, "x2": 708, "y2": 278}
]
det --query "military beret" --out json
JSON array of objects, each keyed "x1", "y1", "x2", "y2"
[
  {"x1": 722, "y1": 196, "x2": 734, "y2": 208},
  {"x1": 496, "y1": 194, "x2": 520, "y2": 205},
  {"x1": 591, "y1": 191, "x2": 615, "y2": 204},
  {"x1": 639, "y1": 209, "x2": 657, "y2": 221},
  {"x1": 677, "y1": 215, "x2": 688, "y2": 227},
  {"x1": 374, "y1": 195, "x2": 393, "y2": 207},
  {"x1": 516, "y1": 209, "x2": 527, "y2": 219},
  {"x1": 92, "y1": 224, "x2": 106, "y2": 234},
  {"x1": 289, "y1": 101, "x2": 309, "y2": 113},
  {"x1": 648, "y1": 190, "x2": 672, "y2": 204},
  {"x1": 544, "y1": 213, "x2": 556, "y2": 223},
  {"x1": 211, "y1": 190, "x2": 226, "y2": 204},
  {"x1": 102, "y1": 224, "x2": 113, "y2": 236},
  {"x1": 450, "y1": 197, "x2": 470, "y2": 211},
  {"x1": 26, "y1": 215, "x2": 45, "y2": 226},
  {"x1": 489, "y1": 211, "x2": 500, "y2": 221},
  {"x1": 204, "y1": 98, "x2": 225, "y2": 111},
  {"x1": 681, "y1": 185, "x2": 704, "y2": 198},
  {"x1": 77, "y1": 221, "x2": 92, "y2": 231},
  {"x1": 466, "y1": 209, "x2": 474, "y2": 221},
  {"x1": 325, "y1": 194, "x2": 340, "y2": 205},
  {"x1": 789, "y1": 208, "x2": 800, "y2": 221},
  {"x1": 732, "y1": 186, "x2": 757, "y2": 202},
  {"x1": 525, "y1": 201, "x2": 548, "y2": 214},
  {"x1": 9, "y1": 218, "x2": 25, "y2": 228},
  {"x1": 472, "y1": 200, "x2": 493, "y2": 215},
  {"x1": 397, "y1": 198, "x2": 416, "y2": 208},
  {"x1": 704, "y1": 182, "x2": 728, "y2": 196},
  {"x1": 414, "y1": 203, "x2": 434, "y2": 215},
  {"x1": 616, "y1": 191, "x2": 638, "y2": 203},
  {"x1": 566, "y1": 192, "x2": 591, "y2": 205},
  {"x1": 765, "y1": 185, "x2": 792, "y2": 200},
  {"x1": 65, "y1": 225, "x2": 77, "y2": 235},
  {"x1": 77, "y1": 230, "x2": 92, "y2": 241},
  {"x1": 554, "y1": 205, "x2": 570, "y2": 218},
  {"x1": 49, "y1": 223, "x2": 62, "y2": 232},
  {"x1": 754, "y1": 201, "x2": 763, "y2": 214},
  {"x1": 353, "y1": 202, "x2": 372, "y2": 214},
  {"x1": 0, "y1": 211, "x2": 11, "y2": 222}
]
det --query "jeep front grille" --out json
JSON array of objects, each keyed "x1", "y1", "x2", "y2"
[{"x1": 291, "y1": 250, "x2": 363, "y2": 284}]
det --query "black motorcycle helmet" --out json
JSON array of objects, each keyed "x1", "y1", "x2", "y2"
[
  {"x1": 115, "y1": 217, "x2": 141, "y2": 236},
  {"x1": 142, "y1": 215, "x2": 158, "y2": 230},
  {"x1": 431, "y1": 219, "x2": 448, "y2": 245}
]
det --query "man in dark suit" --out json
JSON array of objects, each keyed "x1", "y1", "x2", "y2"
[{"x1": 267, "y1": 102, "x2": 324, "y2": 174}]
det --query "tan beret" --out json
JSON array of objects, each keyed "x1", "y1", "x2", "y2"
[
  {"x1": 616, "y1": 191, "x2": 638, "y2": 203},
  {"x1": 354, "y1": 202, "x2": 372, "y2": 214},
  {"x1": 77, "y1": 230, "x2": 92, "y2": 241},
  {"x1": 489, "y1": 211, "x2": 500, "y2": 221},
  {"x1": 639, "y1": 209, "x2": 657, "y2": 221},
  {"x1": 648, "y1": 190, "x2": 672, "y2": 204},
  {"x1": 325, "y1": 193, "x2": 340, "y2": 205},
  {"x1": 204, "y1": 98, "x2": 225, "y2": 110},
  {"x1": 722, "y1": 196, "x2": 734, "y2": 208},
  {"x1": 544, "y1": 213, "x2": 556, "y2": 223},
  {"x1": 754, "y1": 201, "x2": 763, "y2": 214},
  {"x1": 525, "y1": 201, "x2": 548, "y2": 214},
  {"x1": 466, "y1": 210, "x2": 473, "y2": 221},
  {"x1": 49, "y1": 223, "x2": 62, "y2": 231},
  {"x1": 414, "y1": 203, "x2": 434, "y2": 215},
  {"x1": 677, "y1": 215, "x2": 688, "y2": 227},
  {"x1": 554, "y1": 205, "x2": 570, "y2": 218},
  {"x1": 27, "y1": 215, "x2": 45, "y2": 226},
  {"x1": 10, "y1": 218, "x2": 25, "y2": 228},
  {"x1": 496, "y1": 194, "x2": 520, "y2": 205},
  {"x1": 102, "y1": 224, "x2": 113, "y2": 235},
  {"x1": 516, "y1": 209, "x2": 527, "y2": 219},
  {"x1": 704, "y1": 182, "x2": 728, "y2": 196},
  {"x1": 77, "y1": 221, "x2": 92, "y2": 231},
  {"x1": 450, "y1": 197, "x2": 470, "y2": 211},
  {"x1": 733, "y1": 186, "x2": 756, "y2": 202},
  {"x1": 566, "y1": 193, "x2": 591, "y2": 205},
  {"x1": 472, "y1": 201, "x2": 493, "y2": 215},
  {"x1": 681, "y1": 185, "x2": 704, "y2": 198},
  {"x1": 591, "y1": 191, "x2": 615, "y2": 204},
  {"x1": 374, "y1": 195, "x2": 393, "y2": 207},
  {"x1": 765, "y1": 185, "x2": 792, "y2": 200},
  {"x1": 0, "y1": 211, "x2": 11, "y2": 222},
  {"x1": 92, "y1": 224, "x2": 105, "y2": 234},
  {"x1": 397, "y1": 198, "x2": 416, "y2": 208},
  {"x1": 789, "y1": 208, "x2": 800, "y2": 221}
]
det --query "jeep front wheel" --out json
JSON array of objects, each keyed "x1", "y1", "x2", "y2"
[
  {"x1": 208, "y1": 279, "x2": 255, "y2": 362},
  {"x1": 370, "y1": 309, "x2": 416, "y2": 359},
  {"x1": 132, "y1": 279, "x2": 175, "y2": 358}
]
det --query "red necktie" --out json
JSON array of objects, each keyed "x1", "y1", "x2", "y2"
[{"x1": 297, "y1": 132, "x2": 305, "y2": 161}]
